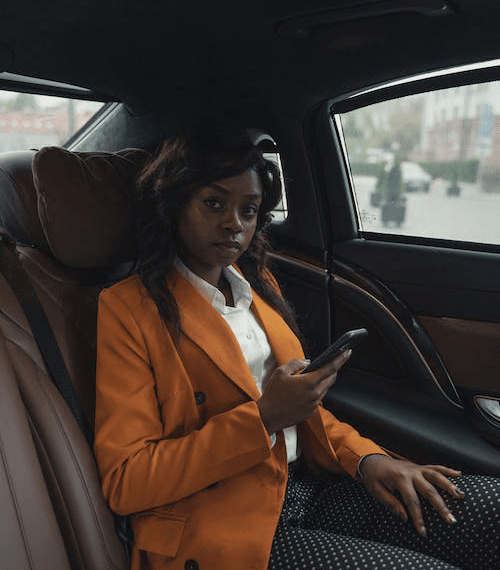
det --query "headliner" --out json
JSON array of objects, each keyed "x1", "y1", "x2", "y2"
[{"x1": 1, "y1": 0, "x2": 499, "y2": 117}]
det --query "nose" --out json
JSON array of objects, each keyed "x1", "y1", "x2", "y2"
[{"x1": 222, "y1": 208, "x2": 243, "y2": 233}]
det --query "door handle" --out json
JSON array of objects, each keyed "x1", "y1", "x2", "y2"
[{"x1": 474, "y1": 396, "x2": 500, "y2": 425}]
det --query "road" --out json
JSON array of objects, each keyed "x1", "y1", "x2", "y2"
[{"x1": 353, "y1": 176, "x2": 500, "y2": 245}]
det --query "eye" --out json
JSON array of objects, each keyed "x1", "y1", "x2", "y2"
[
  {"x1": 204, "y1": 197, "x2": 224, "y2": 209},
  {"x1": 242, "y1": 204, "x2": 259, "y2": 217}
]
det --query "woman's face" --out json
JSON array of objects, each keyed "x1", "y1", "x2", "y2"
[{"x1": 176, "y1": 168, "x2": 263, "y2": 286}]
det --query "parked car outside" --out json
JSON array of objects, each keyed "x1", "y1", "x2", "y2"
[{"x1": 401, "y1": 161, "x2": 432, "y2": 192}]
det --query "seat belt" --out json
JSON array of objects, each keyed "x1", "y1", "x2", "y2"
[
  {"x1": 0, "y1": 234, "x2": 93, "y2": 444},
  {"x1": 0, "y1": 233, "x2": 132, "y2": 557}
]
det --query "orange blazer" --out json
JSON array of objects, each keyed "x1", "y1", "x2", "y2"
[{"x1": 94, "y1": 269, "x2": 386, "y2": 570}]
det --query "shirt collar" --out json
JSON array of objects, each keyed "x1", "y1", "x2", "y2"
[{"x1": 174, "y1": 258, "x2": 253, "y2": 312}]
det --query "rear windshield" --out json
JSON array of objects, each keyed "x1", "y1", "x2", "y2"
[{"x1": 0, "y1": 91, "x2": 106, "y2": 151}]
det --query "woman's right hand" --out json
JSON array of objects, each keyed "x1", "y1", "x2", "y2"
[{"x1": 257, "y1": 350, "x2": 352, "y2": 434}]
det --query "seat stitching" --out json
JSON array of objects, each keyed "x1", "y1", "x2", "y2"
[
  {"x1": 0, "y1": 307, "x2": 34, "y2": 338},
  {"x1": 33, "y1": 365, "x2": 124, "y2": 569},
  {"x1": 23, "y1": 408, "x2": 86, "y2": 570},
  {"x1": 5, "y1": 335, "x2": 123, "y2": 569},
  {"x1": 0, "y1": 414, "x2": 35, "y2": 569}
]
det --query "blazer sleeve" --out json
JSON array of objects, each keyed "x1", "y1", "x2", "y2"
[
  {"x1": 315, "y1": 406, "x2": 389, "y2": 477},
  {"x1": 94, "y1": 288, "x2": 273, "y2": 516}
]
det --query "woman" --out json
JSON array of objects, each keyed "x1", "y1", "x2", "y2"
[{"x1": 94, "y1": 126, "x2": 499, "y2": 570}]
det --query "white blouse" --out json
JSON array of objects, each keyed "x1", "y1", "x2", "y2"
[{"x1": 175, "y1": 259, "x2": 299, "y2": 463}]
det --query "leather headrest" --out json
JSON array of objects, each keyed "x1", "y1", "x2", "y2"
[
  {"x1": 0, "y1": 147, "x2": 150, "y2": 269},
  {"x1": 0, "y1": 150, "x2": 47, "y2": 250}
]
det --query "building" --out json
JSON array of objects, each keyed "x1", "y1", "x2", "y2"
[
  {"x1": 418, "y1": 82, "x2": 500, "y2": 191},
  {"x1": 0, "y1": 105, "x2": 95, "y2": 152}
]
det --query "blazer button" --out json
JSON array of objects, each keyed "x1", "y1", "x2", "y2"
[
  {"x1": 185, "y1": 560, "x2": 199, "y2": 570},
  {"x1": 194, "y1": 391, "x2": 206, "y2": 405}
]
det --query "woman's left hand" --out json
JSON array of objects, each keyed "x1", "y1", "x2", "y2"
[{"x1": 359, "y1": 454, "x2": 465, "y2": 536}]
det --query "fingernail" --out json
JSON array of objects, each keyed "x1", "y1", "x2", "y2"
[
  {"x1": 455, "y1": 486, "x2": 465, "y2": 496},
  {"x1": 419, "y1": 526, "x2": 427, "y2": 537},
  {"x1": 447, "y1": 514, "x2": 457, "y2": 525},
  {"x1": 344, "y1": 349, "x2": 352, "y2": 358}
]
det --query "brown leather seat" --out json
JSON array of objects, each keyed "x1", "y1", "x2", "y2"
[{"x1": 0, "y1": 147, "x2": 149, "y2": 570}]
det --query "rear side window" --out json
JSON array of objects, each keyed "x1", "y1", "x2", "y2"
[
  {"x1": 338, "y1": 81, "x2": 500, "y2": 245},
  {"x1": 263, "y1": 151, "x2": 288, "y2": 222},
  {"x1": 254, "y1": 133, "x2": 288, "y2": 222},
  {"x1": 0, "y1": 90, "x2": 106, "y2": 151}
]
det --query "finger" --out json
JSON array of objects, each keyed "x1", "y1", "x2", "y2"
[
  {"x1": 310, "y1": 349, "x2": 352, "y2": 383},
  {"x1": 423, "y1": 468, "x2": 465, "y2": 499},
  {"x1": 307, "y1": 376, "x2": 333, "y2": 405},
  {"x1": 317, "y1": 372, "x2": 338, "y2": 392},
  {"x1": 327, "y1": 348, "x2": 352, "y2": 372},
  {"x1": 425, "y1": 464, "x2": 462, "y2": 478},
  {"x1": 369, "y1": 481, "x2": 408, "y2": 522},
  {"x1": 281, "y1": 359, "x2": 311, "y2": 375},
  {"x1": 311, "y1": 374, "x2": 338, "y2": 404},
  {"x1": 399, "y1": 485, "x2": 427, "y2": 536},
  {"x1": 416, "y1": 478, "x2": 458, "y2": 526}
]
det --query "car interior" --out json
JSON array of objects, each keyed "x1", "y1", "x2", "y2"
[{"x1": 1, "y1": 1, "x2": 500, "y2": 568}]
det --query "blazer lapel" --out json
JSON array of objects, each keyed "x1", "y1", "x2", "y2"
[
  {"x1": 170, "y1": 270, "x2": 261, "y2": 400},
  {"x1": 251, "y1": 293, "x2": 305, "y2": 366}
]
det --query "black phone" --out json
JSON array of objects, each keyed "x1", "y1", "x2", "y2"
[{"x1": 301, "y1": 328, "x2": 368, "y2": 374}]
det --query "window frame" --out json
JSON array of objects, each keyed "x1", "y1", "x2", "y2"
[
  {"x1": 0, "y1": 72, "x2": 112, "y2": 103},
  {"x1": 252, "y1": 131, "x2": 289, "y2": 224},
  {"x1": 0, "y1": 72, "x2": 115, "y2": 150},
  {"x1": 328, "y1": 60, "x2": 500, "y2": 255}
]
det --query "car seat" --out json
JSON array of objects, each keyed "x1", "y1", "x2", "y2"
[{"x1": 0, "y1": 146, "x2": 150, "y2": 570}]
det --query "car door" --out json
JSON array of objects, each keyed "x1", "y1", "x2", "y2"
[{"x1": 271, "y1": 64, "x2": 500, "y2": 477}]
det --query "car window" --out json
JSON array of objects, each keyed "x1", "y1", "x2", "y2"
[
  {"x1": 263, "y1": 151, "x2": 288, "y2": 222},
  {"x1": 0, "y1": 90, "x2": 106, "y2": 151},
  {"x1": 338, "y1": 80, "x2": 500, "y2": 245}
]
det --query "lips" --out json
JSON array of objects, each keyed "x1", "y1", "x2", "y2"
[{"x1": 215, "y1": 241, "x2": 241, "y2": 251}]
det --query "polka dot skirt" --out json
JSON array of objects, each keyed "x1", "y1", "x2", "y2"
[{"x1": 267, "y1": 463, "x2": 500, "y2": 570}]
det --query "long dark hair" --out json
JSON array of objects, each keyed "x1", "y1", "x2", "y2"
[{"x1": 135, "y1": 126, "x2": 300, "y2": 339}]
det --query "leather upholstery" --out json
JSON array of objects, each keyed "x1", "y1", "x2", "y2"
[
  {"x1": 0, "y1": 151, "x2": 49, "y2": 251},
  {"x1": 33, "y1": 147, "x2": 147, "y2": 268},
  {"x1": 0, "y1": 330, "x2": 71, "y2": 570},
  {"x1": 0, "y1": 147, "x2": 149, "y2": 570}
]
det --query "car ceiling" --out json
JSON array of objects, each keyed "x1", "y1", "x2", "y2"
[{"x1": 1, "y1": 0, "x2": 500, "y2": 120}]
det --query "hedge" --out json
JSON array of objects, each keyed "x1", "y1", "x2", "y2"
[
  {"x1": 349, "y1": 162, "x2": 385, "y2": 177},
  {"x1": 417, "y1": 159, "x2": 479, "y2": 183}
]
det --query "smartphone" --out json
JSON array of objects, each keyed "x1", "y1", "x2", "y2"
[{"x1": 301, "y1": 328, "x2": 368, "y2": 374}]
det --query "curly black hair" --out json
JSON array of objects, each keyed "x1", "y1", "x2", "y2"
[{"x1": 135, "y1": 125, "x2": 300, "y2": 340}]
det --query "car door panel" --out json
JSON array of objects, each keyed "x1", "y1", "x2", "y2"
[
  {"x1": 327, "y1": 369, "x2": 500, "y2": 476},
  {"x1": 330, "y1": 238, "x2": 500, "y2": 454},
  {"x1": 333, "y1": 239, "x2": 500, "y2": 321},
  {"x1": 419, "y1": 315, "x2": 500, "y2": 394},
  {"x1": 269, "y1": 253, "x2": 331, "y2": 360},
  {"x1": 270, "y1": 243, "x2": 500, "y2": 475}
]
